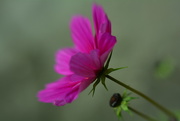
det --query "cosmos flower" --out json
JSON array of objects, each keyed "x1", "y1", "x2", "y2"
[{"x1": 37, "y1": 4, "x2": 117, "y2": 106}]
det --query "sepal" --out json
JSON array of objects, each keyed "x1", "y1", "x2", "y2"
[
  {"x1": 105, "y1": 67, "x2": 128, "y2": 75},
  {"x1": 89, "y1": 78, "x2": 100, "y2": 96},
  {"x1": 100, "y1": 75, "x2": 108, "y2": 91}
]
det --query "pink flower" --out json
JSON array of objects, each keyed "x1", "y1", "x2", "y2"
[{"x1": 37, "y1": 4, "x2": 117, "y2": 106}]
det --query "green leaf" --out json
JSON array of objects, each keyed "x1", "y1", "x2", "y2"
[
  {"x1": 158, "y1": 110, "x2": 179, "y2": 121},
  {"x1": 154, "y1": 57, "x2": 175, "y2": 79},
  {"x1": 176, "y1": 110, "x2": 180, "y2": 119}
]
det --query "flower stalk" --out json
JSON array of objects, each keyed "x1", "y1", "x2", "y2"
[
  {"x1": 128, "y1": 106, "x2": 159, "y2": 121},
  {"x1": 105, "y1": 75, "x2": 177, "y2": 120}
]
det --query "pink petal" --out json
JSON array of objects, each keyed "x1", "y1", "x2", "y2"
[
  {"x1": 70, "y1": 50, "x2": 102, "y2": 77},
  {"x1": 97, "y1": 33, "x2": 116, "y2": 62},
  {"x1": 79, "y1": 77, "x2": 96, "y2": 92},
  {"x1": 92, "y1": 4, "x2": 111, "y2": 36},
  {"x1": 70, "y1": 16, "x2": 95, "y2": 53},
  {"x1": 37, "y1": 75, "x2": 82, "y2": 106},
  {"x1": 54, "y1": 48, "x2": 78, "y2": 75}
]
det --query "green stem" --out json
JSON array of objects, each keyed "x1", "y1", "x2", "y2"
[
  {"x1": 128, "y1": 106, "x2": 159, "y2": 121},
  {"x1": 106, "y1": 75, "x2": 177, "y2": 120}
]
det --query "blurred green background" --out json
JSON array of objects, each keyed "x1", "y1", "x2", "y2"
[{"x1": 0, "y1": 0, "x2": 180, "y2": 121}]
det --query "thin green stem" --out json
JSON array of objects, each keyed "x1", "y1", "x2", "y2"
[
  {"x1": 128, "y1": 106, "x2": 159, "y2": 121},
  {"x1": 106, "y1": 75, "x2": 177, "y2": 120}
]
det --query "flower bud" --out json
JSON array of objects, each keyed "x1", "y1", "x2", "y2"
[{"x1": 109, "y1": 93, "x2": 122, "y2": 107}]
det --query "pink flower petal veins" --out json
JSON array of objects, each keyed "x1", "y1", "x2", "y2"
[
  {"x1": 79, "y1": 77, "x2": 96, "y2": 92},
  {"x1": 92, "y1": 4, "x2": 115, "y2": 58},
  {"x1": 37, "y1": 75, "x2": 82, "y2": 106},
  {"x1": 97, "y1": 33, "x2": 117, "y2": 60},
  {"x1": 92, "y1": 4, "x2": 111, "y2": 36},
  {"x1": 70, "y1": 4, "x2": 114, "y2": 57},
  {"x1": 70, "y1": 50, "x2": 102, "y2": 78},
  {"x1": 70, "y1": 16, "x2": 94, "y2": 53},
  {"x1": 54, "y1": 48, "x2": 78, "y2": 75},
  {"x1": 54, "y1": 82, "x2": 80, "y2": 106}
]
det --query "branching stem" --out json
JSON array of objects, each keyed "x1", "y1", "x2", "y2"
[{"x1": 106, "y1": 75, "x2": 177, "y2": 120}]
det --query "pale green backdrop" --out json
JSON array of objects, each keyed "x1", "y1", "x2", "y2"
[{"x1": 0, "y1": 0, "x2": 180, "y2": 121}]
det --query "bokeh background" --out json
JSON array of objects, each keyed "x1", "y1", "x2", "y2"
[{"x1": 0, "y1": 0, "x2": 180, "y2": 121}]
